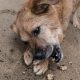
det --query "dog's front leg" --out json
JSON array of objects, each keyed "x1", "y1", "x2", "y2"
[
  {"x1": 24, "y1": 49, "x2": 33, "y2": 66},
  {"x1": 73, "y1": 7, "x2": 80, "y2": 30},
  {"x1": 33, "y1": 59, "x2": 49, "y2": 75}
]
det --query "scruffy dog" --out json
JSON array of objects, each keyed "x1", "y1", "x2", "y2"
[{"x1": 11, "y1": 0, "x2": 80, "y2": 75}]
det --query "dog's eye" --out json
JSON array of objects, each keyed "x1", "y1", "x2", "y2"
[{"x1": 32, "y1": 26, "x2": 40, "y2": 36}]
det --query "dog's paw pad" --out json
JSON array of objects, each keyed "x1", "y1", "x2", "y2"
[
  {"x1": 24, "y1": 50, "x2": 33, "y2": 66},
  {"x1": 33, "y1": 60, "x2": 48, "y2": 75}
]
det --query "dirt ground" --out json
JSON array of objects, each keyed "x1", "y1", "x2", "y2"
[{"x1": 0, "y1": 0, "x2": 80, "y2": 80}]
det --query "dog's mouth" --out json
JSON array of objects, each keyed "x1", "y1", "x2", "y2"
[
  {"x1": 33, "y1": 45, "x2": 53, "y2": 60},
  {"x1": 33, "y1": 44, "x2": 63, "y2": 63}
]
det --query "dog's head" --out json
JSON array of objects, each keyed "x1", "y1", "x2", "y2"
[{"x1": 11, "y1": 0, "x2": 64, "y2": 61}]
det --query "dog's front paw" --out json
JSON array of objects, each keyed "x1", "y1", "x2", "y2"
[
  {"x1": 33, "y1": 59, "x2": 48, "y2": 75},
  {"x1": 73, "y1": 8, "x2": 80, "y2": 30},
  {"x1": 24, "y1": 50, "x2": 33, "y2": 66}
]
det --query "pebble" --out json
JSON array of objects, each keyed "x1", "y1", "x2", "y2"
[
  {"x1": 69, "y1": 62, "x2": 72, "y2": 65},
  {"x1": 22, "y1": 71, "x2": 26, "y2": 75},
  {"x1": 58, "y1": 65, "x2": 67, "y2": 71},
  {"x1": 47, "y1": 74, "x2": 54, "y2": 80}
]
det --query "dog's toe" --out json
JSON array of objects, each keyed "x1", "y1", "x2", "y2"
[
  {"x1": 24, "y1": 50, "x2": 33, "y2": 66},
  {"x1": 33, "y1": 59, "x2": 48, "y2": 75}
]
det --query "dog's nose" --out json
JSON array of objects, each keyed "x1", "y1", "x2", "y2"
[
  {"x1": 33, "y1": 45, "x2": 53, "y2": 60},
  {"x1": 51, "y1": 45, "x2": 63, "y2": 63},
  {"x1": 33, "y1": 48, "x2": 46, "y2": 60}
]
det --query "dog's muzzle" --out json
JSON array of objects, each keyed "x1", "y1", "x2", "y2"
[
  {"x1": 33, "y1": 45, "x2": 53, "y2": 60},
  {"x1": 33, "y1": 44, "x2": 63, "y2": 63}
]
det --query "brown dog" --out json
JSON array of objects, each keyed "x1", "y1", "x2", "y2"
[{"x1": 11, "y1": 0, "x2": 80, "y2": 75}]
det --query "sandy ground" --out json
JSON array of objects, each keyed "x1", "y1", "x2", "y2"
[{"x1": 0, "y1": 0, "x2": 80, "y2": 80}]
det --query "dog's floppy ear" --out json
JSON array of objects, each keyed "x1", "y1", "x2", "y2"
[
  {"x1": 31, "y1": 3, "x2": 49, "y2": 15},
  {"x1": 31, "y1": 0, "x2": 59, "y2": 15}
]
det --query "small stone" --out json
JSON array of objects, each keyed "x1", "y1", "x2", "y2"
[
  {"x1": 22, "y1": 71, "x2": 26, "y2": 74},
  {"x1": 58, "y1": 65, "x2": 67, "y2": 71},
  {"x1": 47, "y1": 74, "x2": 54, "y2": 80},
  {"x1": 69, "y1": 62, "x2": 72, "y2": 65}
]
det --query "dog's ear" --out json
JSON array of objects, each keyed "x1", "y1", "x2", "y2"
[
  {"x1": 31, "y1": 3, "x2": 49, "y2": 15},
  {"x1": 31, "y1": 0, "x2": 59, "y2": 15}
]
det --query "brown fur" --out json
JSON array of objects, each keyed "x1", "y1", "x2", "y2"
[{"x1": 11, "y1": 0, "x2": 80, "y2": 75}]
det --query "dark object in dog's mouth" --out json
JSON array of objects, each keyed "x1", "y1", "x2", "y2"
[
  {"x1": 51, "y1": 45, "x2": 63, "y2": 63},
  {"x1": 33, "y1": 44, "x2": 63, "y2": 63}
]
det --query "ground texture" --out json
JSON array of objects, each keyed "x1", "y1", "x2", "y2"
[{"x1": 0, "y1": 0, "x2": 80, "y2": 80}]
